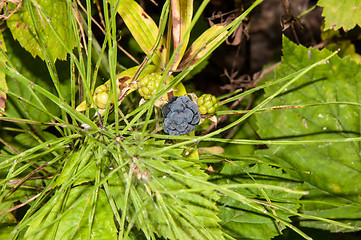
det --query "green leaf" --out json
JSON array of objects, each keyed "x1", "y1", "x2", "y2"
[
  {"x1": 24, "y1": 186, "x2": 118, "y2": 240},
  {"x1": 299, "y1": 183, "x2": 361, "y2": 232},
  {"x1": 1, "y1": 30, "x2": 70, "y2": 122},
  {"x1": 0, "y1": 201, "x2": 17, "y2": 226},
  {"x1": 113, "y1": 0, "x2": 166, "y2": 67},
  {"x1": 255, "y1": 36, "x2": 361, "y2": 231},
  {"x1": 318, "y1": 0, "x2": 361, "y2": 30},
  {"x1": 6, "y1": 0, "x2": 75, "y2": 62},
  {"x1": 223, "y1": 119, "x2": 257, "y2": 157},
  {"x1": 213, "y1": 162, "x2": 303, "y2": 240},
  {"x1": 1, "y1": 131, "x2": 56, "y2": 154},
  {"x1": 109, "y1": 139, "x2": 224, "y2": 240},
  {"x1": 0, "y1": 224, "x2": 16, "y2": 240},
  {"x1": 54, "y1": 150, "x2": 97, "y2": 188}
]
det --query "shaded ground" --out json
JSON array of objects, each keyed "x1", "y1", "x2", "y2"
[{"x1": 194, "y1": 0, "x2": 322, "y2": 96}]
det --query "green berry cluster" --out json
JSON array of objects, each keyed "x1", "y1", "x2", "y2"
[
  {"x1": 94, "y1": 85, "x2": 110, "y2": 109},
  {"x1": 138, "y1": 72, "x2": 162, "y2": 100},
  {"x1": 197, "y1": 94, "x2": 218, "y2": 115}
]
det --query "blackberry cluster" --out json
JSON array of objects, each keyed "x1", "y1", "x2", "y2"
[{"x1": 162, "y1": 96, "x2": 200, "y2": 136}]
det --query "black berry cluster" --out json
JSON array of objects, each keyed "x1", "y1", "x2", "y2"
[{"x1": 162, "y1": 96, "x2": 200, "y2": 136}]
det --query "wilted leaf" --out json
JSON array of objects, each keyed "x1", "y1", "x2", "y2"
[
  {"x1": 318, "y1": 0, "x2": 361, "y2": 30},
  {"x1": 6, "y1": 0, "x2": 75, "y2": 62},
  {"x1": 170, "y1": 0, "x2": 193, "y2": 71},
  {"x1": 255, "y1": 36, "x2": 361, "y2": 231}
]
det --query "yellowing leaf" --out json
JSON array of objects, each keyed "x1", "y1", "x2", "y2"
[
  {"x1": 6, "y1": 0, "x2": 75, "y2": 62},
  {"x1": 177, "y1": 24, "x2": 228, "y2": 71},
  {"x1": 173, "y1": 82, "x2": 187, "y2": 97},
  {"x1": 112, "y1": 0, "x2": 166, "y2": 67},
  {"x1": 318, "y1": 0, "x2": 361, "y2": 30},
  {"x1": 170, "y1": 0, "x2": 193, "y2": 71},
  {"x1": 0, "y1": 31, "x2": 7, "y2": 115},
  {"x1": 322, "y1": 29, "x2": 361, "y2": 63}
]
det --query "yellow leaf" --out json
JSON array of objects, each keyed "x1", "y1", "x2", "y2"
[
  {"x1": 112, "y1": 0, "x2": 166, "y2": 67},
  {"x1": 177, "y1": 24, "x2": 228, "y2": 71},
  {"x1": 170, "y1": 0, "x2": 193, "y2": 71},
  {"x1": 0, "y1": 31, "x2": 7, "y2": 116}
]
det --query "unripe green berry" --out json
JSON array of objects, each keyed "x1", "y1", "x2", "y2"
[
  {"x1": 94, "y1": 91, "x2": 109, "y2": 109},
  {"x1": 95, "y1": 84, "x2": 107, "y2": 94},
  {"x1": 197, "y1": 94, "x2": 218, "y2": 115},
  {"x1": 138, "y1": 72, "x2": 162, "y2": 100}
]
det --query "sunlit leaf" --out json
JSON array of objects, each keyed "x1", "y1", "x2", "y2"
[
  {"x1": 0, "y1": 31, "x2": 7, "y2": 115},
  {"x1": 109, "y1": 139, "x2": 224, "y2": 240},
  {"x1": 6, "y1": 0, "x2": 75, "y2": 62},
  {"x1": 318, "y1": 0, "x2": 361, "y2": 30},
  {"x1": 24, "y1": 186, "x2": 118, "y2": 239}
]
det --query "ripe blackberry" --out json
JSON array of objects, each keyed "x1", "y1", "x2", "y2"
[
  {"x1": 162, "y1": 96, "x2": 200, "y2": 136},
  {"x1": 197, "y1": 94, "x2": 218, "y2": 115}
]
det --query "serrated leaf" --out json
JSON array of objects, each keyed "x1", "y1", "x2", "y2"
[
  {"x1": 170, "y1": 0, "x2": 193, "y2": 71},
  {"x1": 113, "y1": 0, "x2": 166, "y2": 67},
  {"x1": 24, "y1": 186, "x2": 117, "y2": 240},
  {"x1": 213, "y1": 162, "x2": 303, "y2": 240},
  {"x1": 6, "y1": 0, "x2": 75, "y2": 62},
  {"x1": 255, "y1": 36, "x2": 361, "y2": 231},
  {"x1": 318, "y1": 0, "x2": 361, "y2": 30}
]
